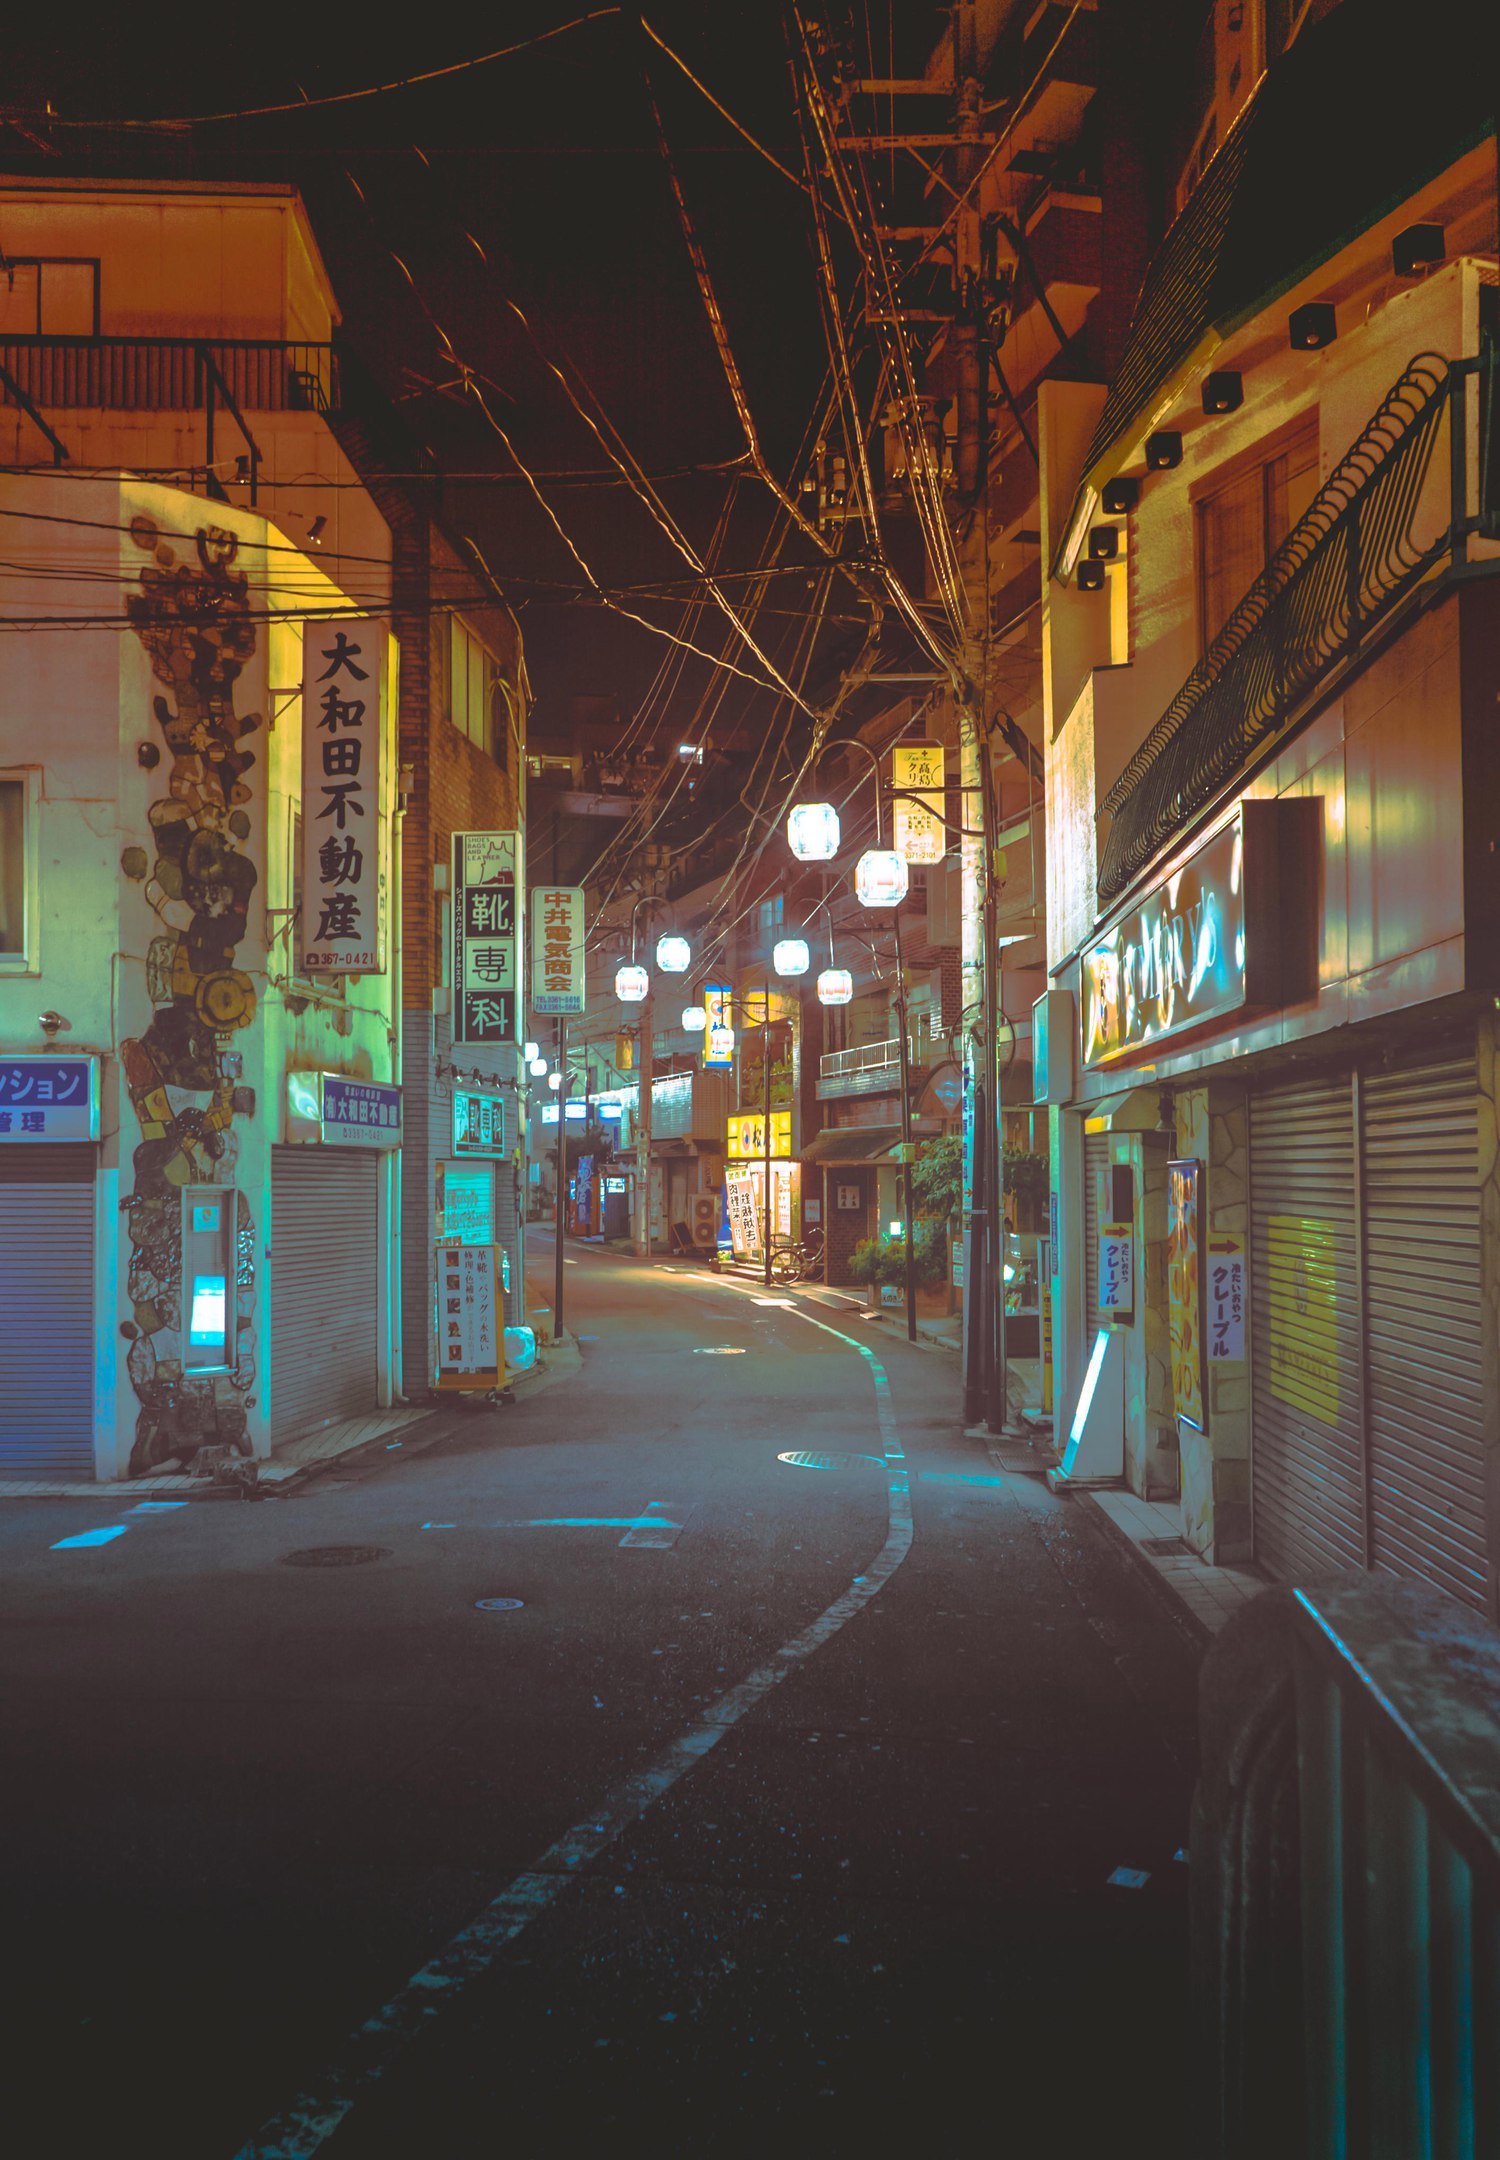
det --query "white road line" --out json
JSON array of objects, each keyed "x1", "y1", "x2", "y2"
[{"x1": 233, "y1": 1285, "x2": 911, "y2": 2160}]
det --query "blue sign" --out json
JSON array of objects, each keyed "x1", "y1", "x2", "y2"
[
  {"x1": 0, "y1": 1057, "x2": 98, "y2": 1141},
  {"x1": 322, "y1": 1076, "x2": 402, "y2": 1148}
]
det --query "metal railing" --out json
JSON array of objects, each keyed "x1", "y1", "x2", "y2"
[
  {"x1": 1098, "y1": 348, "x2": 1485, "y2": 905},
  {"x1": 1193, "y1": 1576, "x2": 1500, "y2": 2159},
  {"x1": 0, "y1": 335, "x2": 339, "y2": 415}
]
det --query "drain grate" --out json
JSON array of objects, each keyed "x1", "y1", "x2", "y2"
[
  {"x1": 777, "y1": 1450, "x2": 884, "y2": 1472},
  {"x1": 279, "y1": 1545, "x2": 391, "y2": 1569},
  {"x1": 1139, "y1": 1535, "x2": 1191, "y2": 1558}
]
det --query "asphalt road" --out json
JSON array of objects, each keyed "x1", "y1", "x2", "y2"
[{"x1": 0, "y1": 1235, "x2": 1201, "y2": 2159}]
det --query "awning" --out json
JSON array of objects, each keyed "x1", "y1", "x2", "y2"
[
  {"x1": 800, "y1": 1124, "x2": 903, "y2": 1166},
  {"x1": 1081, "y1": 1087, "x2": 1166, "y2": 1136}
]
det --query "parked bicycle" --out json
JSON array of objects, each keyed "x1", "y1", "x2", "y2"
[{"x1": 769, "y1": 1226, "x2": 825, "y2": 1285}]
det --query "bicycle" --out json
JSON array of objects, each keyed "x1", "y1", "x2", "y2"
[{"x1": 770, "y1": 1228, "x2": 825, "y2": 1285}]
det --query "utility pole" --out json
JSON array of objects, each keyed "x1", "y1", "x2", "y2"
[
  {"x1": 635, "y1": 986, "x2": 654, "y2": 1258},
  {"x1": 892, "y1": 905, "x2": 918, "y2": 1343},
  {"x1": 761, "y1": 982, "x2": 774, "y2": 1289}
]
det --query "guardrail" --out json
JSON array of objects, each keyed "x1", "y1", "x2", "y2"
[
  {"x1": 1098, "y1": 346, "x2": 1493, "y2": 906},
  {"x1": 1192, "y1": 1575, "x2": 1500, "y2": 2159}
]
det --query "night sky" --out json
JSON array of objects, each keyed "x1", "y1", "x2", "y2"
[{"x1": 4, "y1": 3, "x2": 949, "y2": 739}]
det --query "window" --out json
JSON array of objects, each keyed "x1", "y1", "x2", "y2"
[
  {"x1": 0, "y1": 774, "x2": 34, "y2": 967},
  {"x1": 1196, "y1": 419, "x2": 1319, "y2": 649},
  {"x1": 449, "y1": 616, "x2": 511, "y2": 770},
  {"x1": 0, "y1": 259, "x2": 99, "y2": 336},
  {"x1": 757, "y1": 894, "x2": 785, "y2": 937}
]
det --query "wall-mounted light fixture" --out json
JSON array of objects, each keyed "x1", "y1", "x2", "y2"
[
  {"x1": 1088, "y1": 525, "x2": 1120, "y2": 561},
  {"x1": 1288, "y1": 302, "x2": 1337, "y2": 350},
  {"x1": 1392, "y1": 223, "x2": 1444, "y2": 278},
  {"x1": 1076, "y1": 560, "x2": 1106, "y2": 592},
  {"x1": 1145, "y1": 431, "x2": 1182, "y2": 470},
  {"x1": 1202, "y1": 371, "x2": 1243, "y2": 414},
  {"x1": 1101, "y1": 477, "x2": 1139, "y2": 516}
]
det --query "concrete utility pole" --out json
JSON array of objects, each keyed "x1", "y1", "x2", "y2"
[
  {"x1": 761, "y1": 983, "x2": 774, "y2": 1289},
  {"x1": 892, "y1": 905, "x2": 918, "y2": 1344},
  {"x1": 636, "y1": 985, "x2": 654, "y2": 1258},
  {"x1": 554, "y1": 1015, "x2": 567, "y2": 1337}
]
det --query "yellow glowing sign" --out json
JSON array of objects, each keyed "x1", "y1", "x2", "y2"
[
  {"x1": 892, "y1": 742, "x2": 946, "y2": 866},
  {"x1": 726, "y1": 1111, "x2": 792, "y2": 1160},
  {"x1": 1267, "y1": 1214, "x2": 1340, "y2": 1424}
]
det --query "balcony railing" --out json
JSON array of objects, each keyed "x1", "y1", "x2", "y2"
[
  {"x1": 0, "y1": 335, "x2": 339, "y2": 416},
  {"x1": 1097, "y1": 346, "x2": 1493, "y2": 906},
  {"x1": 818, "y1": 1035, "x2": 925, "y2": 1100}
]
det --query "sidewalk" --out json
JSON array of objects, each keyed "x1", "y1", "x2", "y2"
[{"x1": 0, "y1": 1331, "x2": 583, "y2": 1501}]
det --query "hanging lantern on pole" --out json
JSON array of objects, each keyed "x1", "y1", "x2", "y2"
[
  {"x1": 655, "y1": 934, "x2": 691, "y2": 974},
  {"x1": 816, "y1": 968, "x2": 853, "y2": 1005},
  {"x1": 615, "y1": 963, "x2": 649, "y2": 1002},
  {"x1": 854, "y1": 848, "x2": 909, "y2": 908},
  {"x1": 772, "y1": 937, "x2": 811, "y2": 977},
  {"x1": 786, "y1": 801, "x2": 841, "y2": 861},
  {"x1": 681, "y1": 1005, "x2": 707, "y2": 1032}
]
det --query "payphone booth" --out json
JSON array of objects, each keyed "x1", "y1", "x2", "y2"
[{"x1": 183, "y1": 1185, "x2": 236, "y2": 1377}]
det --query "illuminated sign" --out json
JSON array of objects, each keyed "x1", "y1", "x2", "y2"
[
  {"x1": 702, "y1": 985, "x2": 734, "y2": 1068},
  {"x1": 453, "y1": 830, "x2": 521, "y2": 1047},
  {"x1": 300, "y1": 619, "x2": 386, "y2": 975},
  {"x1": 1081, "y1": 804, "x2": 1300, "y2": 1068},
  {"x1": 531, "y1": 885, "x2": 585, "y2": 1014},
  {"x1": 0, "y1": 1057, "x2": 99, "y2": 1141},
  {"x1": 891, "y1": 741, "x2": 946, "y2": 865},
  {"x1": 726, "y1": 1111, "x2": 792, "y2": 1160},
  {"x1": 285, "y1": 1072, "x2": 402, "y2": 1148}
]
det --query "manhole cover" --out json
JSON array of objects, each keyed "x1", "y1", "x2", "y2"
[
  {"x1": 475, "y1": 1596, "x2": 525, "y2": 1612},
  {"x1": 777, "y1": 1450, "x2": 884, "y2": 1472},
  {"x1": 279, "y1": 1545, "x2": 391, "y2": 1569},
  {"x1": 1139, "y1": 1535, "x2": 1191, "y2": 1557}
]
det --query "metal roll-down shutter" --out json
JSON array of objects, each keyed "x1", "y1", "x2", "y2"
[
  {"x1": 1250, "y1": 1074, "x2": 1364, "y2": 1582},
  {"x1": 0, "y1": 1146, "x2": 96, "y2": 1476},
  {"x1": 1361, "y1": 1053, "x2": 1486, "y2": 1611},
  {"x1": 270, "y1": 1147, "x2": 379, "y2": 1439}
]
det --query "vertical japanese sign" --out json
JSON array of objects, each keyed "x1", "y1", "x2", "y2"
[
  {"x1": 436, "y1": 1241, "x2": 504, "y2": 1389},
  {"x1": 1098, "y1": 1224, "x2": 1134, "y2": 1316},
  {"x1": 724, "y1": 1170, "x2": 761, "y2": 1256},
  {"x1": 891, "y1": 741, "x2": 946, "y2": 866},
  {"x1": 530, "y1": 885, "x2": 585, "y2": 1015},
  {"x1": 453, "y1": 831, "x2": 522, "y2": 1046},
  {"x1": 301, "y1": 620, "x2": 385, "y2": 974},
  {"x1": 703, "y1": 983, "x2": 734, "y2": 1069},
  {"x1": 1167, "y1": 1159, "x2": 1206, "y2": 1432},
  {"x1": 1206, "y1": 1233, "x2": 1247, "y2": 1366}
]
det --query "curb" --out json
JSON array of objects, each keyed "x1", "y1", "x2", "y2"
[{"x1": 1070, "y1": 1488, "x2": 1215, "y2": 1650}]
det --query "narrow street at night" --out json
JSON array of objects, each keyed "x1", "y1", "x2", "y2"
[{"x1": 0, "y1": 1239, "x2": 1196, "y2": 2158}]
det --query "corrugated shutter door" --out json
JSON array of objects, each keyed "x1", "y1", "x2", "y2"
[
  {"x1": 0, "y1": 1148, "x2": 95, "y2": 1475},
  {"x1": 271, "y1": 1148, "x2": 379, "y2": 1438},
  {"x1": 1362, "y1": 1054, "x2": 1487, "y2": 1611},
  {"x1": 1250, "y1": 1076, "x2": 1364, "y2": 1580},
  {"x1": 1083, "y1": 1131, "x2": 1108, "y2": 1323}
]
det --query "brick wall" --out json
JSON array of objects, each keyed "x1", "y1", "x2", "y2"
[{"x1": 823, "y1": 1168, "x2": 874, "y2": 1286}]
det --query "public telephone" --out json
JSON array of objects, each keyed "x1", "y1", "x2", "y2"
[{"x1": 182, "y1": 1184, "x2": 236, "y2": 1376}]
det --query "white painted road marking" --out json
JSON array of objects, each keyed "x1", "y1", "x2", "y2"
[
  {"x1": 618, "y1": 1502, "x2": 684, "y2": 1550},
  {"x1": 234, "y1": 1287, "x2": 911, "y2": 2160},
  {"x1": 420, "y1": 1518, "x2": 683, "y2": 1533}
]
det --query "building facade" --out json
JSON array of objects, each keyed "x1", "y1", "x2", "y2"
[{"x1": 1037, "y1": 8, "x2": 1500, "y2": 1613}]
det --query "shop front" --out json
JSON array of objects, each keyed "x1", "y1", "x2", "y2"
[
  {"x1": 1048, "y1": 780, "x2": 1499, "y2": 1617},
  {"x1": 0, "y1": 1055, "x2": 102, "y2": 1476},
  {"x1": 724, "y1": 1109, "x2": 798, "y2": 1261},
  {"x1": 275, "y1": 1070, "x2": 400, "y2": 1439}
]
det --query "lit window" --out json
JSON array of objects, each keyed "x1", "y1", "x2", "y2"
[{"x1": 449, "y1": 617, "x2": 512, "y2": 771}]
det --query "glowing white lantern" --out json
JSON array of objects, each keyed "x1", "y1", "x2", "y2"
[
  {"x1": 615, "y1": 963, "x2": 649, "y2": 1002},
  {"x1": 786, "y1": 801, "x2": 841, "y2": 861},
  {"x1": 529, "y1": 1056, "x2": 549, "y2": 1077},
  {"x1": 547, "y1": 1071, "x2": 563, "y2": 1091},
  {"x1": 773, "y1": 937, "x2": 811, "y2": 977},
  {"x1": 682, "y1": 1005, "x2": 708, "y2": 1033},
  {"x1": 854, "y1": 848, "x2": 909, "y2": 908},
  {"x1": 655, "y1": 934, "x2": 691, "y2": 974},
  {"x1": 816, "y1": 968, "x2": 853, "y2": 1005},
  {"x1": 524, "y1": 1040, "x2": 539, "y2": 1062}
]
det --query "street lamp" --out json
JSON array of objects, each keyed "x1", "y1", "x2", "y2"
[
  {"x1": 786, "y1": 801, "x2": 841, "y2": 861},
  {"x1": 547, "y1": 1071, "x2": 563, "y2": 1090},
  {"x1": 615, "y1": 963, "x2": 649, "y2": 1002},
  {"x1": 682, "y1": 1005, "x2": 707, "y2": 1032},
  {"x1": 817, "y1": 968, "x2": 853, "y2": 1005},
  {"x1": 524, "y1": 1040, "x2": 539, "y2": 1062},
  {"x1": 655, "y1": 934, "x2": 691, "y2": 974},
  {"x1": 772, "y1": 936, "x2": 810, "y2": 978},
  {"x1": 854, "y1": 847, "x2": 909, "y2": 909},
  {"x1": 529, "y1": 1055, "x2": 549, "y2": 1077}
]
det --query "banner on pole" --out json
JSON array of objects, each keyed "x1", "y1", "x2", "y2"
[
  {"x1": 531, "y1": 885, "x2": 585, "y2": 1014},
  {"x1": 891, "y1": 741, "x2": 946, "y2": 866}
]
